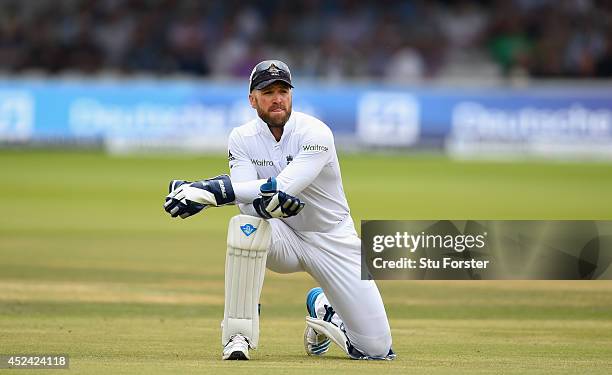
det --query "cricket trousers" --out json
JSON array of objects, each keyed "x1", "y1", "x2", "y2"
[{"x1": 265, "y1": 217, "x2": 392, "y2": 357}]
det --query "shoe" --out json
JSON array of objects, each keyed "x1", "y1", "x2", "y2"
[
  {"x1": 304, "y1": 287, "x2": 332, "y2": 356},
  {"x1": 305, "y1": 316, "x2": 349, "y2": 355},
  {"x1": 306, "y1": 317, "x2": 397, "y2": 360},
  {"x1": 348, "y1": 345, "x2": 397, "y2": 361},
  {"x1": 222, "y1": 334, "x2": 250, "y2": 360},
  {"x1": 304, "y1": 287, "x2": 397, "y2": 361}
]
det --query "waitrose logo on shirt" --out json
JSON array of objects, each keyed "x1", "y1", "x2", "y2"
[
  {"x1": 251, "y1": 159, "x2": 274, "y2": 166},
  {"x1": 302, "y1": 144, "x2": 328, "y2": 152}
]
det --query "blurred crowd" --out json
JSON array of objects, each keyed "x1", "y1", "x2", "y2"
[{"x1": 0, "y1": 0, "x2": 611, "y2": 81}]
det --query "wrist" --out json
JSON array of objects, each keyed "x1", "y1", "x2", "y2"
[{"x1": 192, "y1": 175, "x2": 236, "y2": 206}]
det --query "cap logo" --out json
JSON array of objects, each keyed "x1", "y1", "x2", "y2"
[
  {"x1": 267, "y1": 64, "x2": 281, "y2": 76},
  {"x1": 249, "y1": 60, "x2": 292, "y2": 91}
]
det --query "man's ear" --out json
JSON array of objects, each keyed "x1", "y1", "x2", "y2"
[{"x1": 248, "y1": 93, "x2": 256, "y2": 109}]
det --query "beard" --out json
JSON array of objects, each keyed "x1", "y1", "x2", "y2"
[{"x1": 256, "y1": 103, "x2": 292, "y2": 128}]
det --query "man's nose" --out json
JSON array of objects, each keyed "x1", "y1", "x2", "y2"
[{"x1": 275, "y1": 90, "x2": 287, "y2": 101}]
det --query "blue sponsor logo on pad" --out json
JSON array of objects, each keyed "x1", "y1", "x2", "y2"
[{"x1": 240, "y1": 224, "x2": 257, "y2": 236}]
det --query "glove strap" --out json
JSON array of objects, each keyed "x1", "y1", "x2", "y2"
[
  {"x1": 253, "y1": 197, "x2": 272, "y2": 219},
  {"x1": 191, "y1": 175, "x2": 236, "y2": 206}
]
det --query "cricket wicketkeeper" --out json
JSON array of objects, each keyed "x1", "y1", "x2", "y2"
[{"x1": 164, "y1": 60, "x2": 395, "y2": 361}]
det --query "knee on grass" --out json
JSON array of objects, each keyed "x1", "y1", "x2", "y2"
[{"x1": 350, "y1": 332, "x2": 392, "y2": 359}]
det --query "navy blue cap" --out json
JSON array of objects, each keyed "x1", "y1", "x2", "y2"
[{"x1": 249, "y1": 60, "x2": 293, "y2": 92}]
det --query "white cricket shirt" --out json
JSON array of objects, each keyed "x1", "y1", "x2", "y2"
[{"x1": 228, "y1": 111, "x2": 353, "y2": 233}]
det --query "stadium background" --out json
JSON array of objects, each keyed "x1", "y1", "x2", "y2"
[{"x1": 1, "y1": 0, "x2": 612, "y2": 373}]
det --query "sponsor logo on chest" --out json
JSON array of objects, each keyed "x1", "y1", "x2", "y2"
[
  {"x1": 302, "y1": 144, "x2": 328, "y2": 152},
  {"x1": 251, "y1": 158, "x2": 274, "y2": 167}
]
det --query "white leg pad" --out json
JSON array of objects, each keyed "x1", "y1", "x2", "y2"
[{"x1": 222, "y1": 215, "x2": 271, "y2": 349}]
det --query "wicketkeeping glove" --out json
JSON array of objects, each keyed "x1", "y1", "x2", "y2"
[
  {"x1": 253, "y1": 177, "x2": 305, "y2": 219},
  {"x1": 164, "y1": 174, "x2": 235, "y2": 219}
]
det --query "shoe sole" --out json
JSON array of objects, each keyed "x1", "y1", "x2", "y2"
[
  {"x1": 223, "y1": 351, "x2": 249, "y2": 360},
  {"x1": 305, "y1": 317, "x2": 349, "y2": 355},
  {"x1": 304, "y1": 326, "x2": 331, "y2": 356}
]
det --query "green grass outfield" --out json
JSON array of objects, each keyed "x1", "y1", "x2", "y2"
[{"x1": 1, "y1": 149, "x2": 612, "y2": 374}]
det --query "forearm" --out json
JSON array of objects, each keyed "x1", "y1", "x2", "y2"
[
  {"x1": 232, "y1": 179, "x2": 266, "y2": 204},
  {"x1": 275, "y1": 160, "x2": 324, "y2": 196},
  {"x1": 275, "y1": 128, "x2": 333, "y2": 195},
  {"x1": 231, "y1": 152, "x2": 327, "y2": 201}
]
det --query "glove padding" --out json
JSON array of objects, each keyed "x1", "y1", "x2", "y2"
[
  {"x1": 253, "y1": 177, "x2": 305, "y2": 219},
  {"x1": 164, "y1": 174, "x2": 235, "y2": 219}
]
